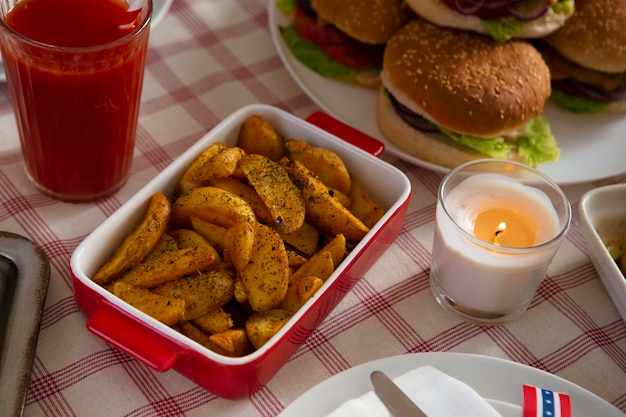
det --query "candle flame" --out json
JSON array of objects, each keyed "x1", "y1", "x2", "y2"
[{"x1": 493, "y1": 222, "x2": 506, "y2": 246}]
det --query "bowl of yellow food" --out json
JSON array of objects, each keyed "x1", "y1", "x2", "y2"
[
  {"x1": 70, "y1": 104, "x2": 411, "y2": 399},
  {"x1": 579, "y1": 183, "x2": 626, "y2": 324}
]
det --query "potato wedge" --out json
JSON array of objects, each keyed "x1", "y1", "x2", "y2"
[
  {"x1": 285, "y1": 139, "x2": 351, "y2": 194},
  {"x1": 209, "y1": 176, "x2": 273, "y2": 224},
  {"x1": 152, "y1": 263, "x2": 235, "y2": 320},
  {"x1": 192, "y1": 308, "x2": 234, "y2": 334},
  {"x1": 241, "y1": 153, "x2": 305, "y2": 234},
  {"x1": 93, "y1": 192, "x2": 171, "y2": 285},
  {"x1": 287, "y1": 250, "x2": 308, "y2": 270},
  {"x1": 245, "y1": 309, "x2": 292, "y2": 350},
  {"x1": 239, "y1": 223, "x2": 290, "y2": 312},
  {"x1": 171, "y1": 186, "x2": 256, "y2": 228},
  {"x1": 223, "y1": 220, "x2": 260, "y2": 274},
  {"x1": 322, "y1": 233, "x2": 347, "y2": 268},
  {"x1": 290, "y1": 249, "x2": 334, "y2": 284},
  {"x1": 329, "y1": 187, "x2": 351, "y2": 208},
  {"x1": 190, "y1": 216, "x2": 227, "y2": 253},
  {"x1": 280, "y1": 275, "x2": 324, "y2": 314},
  {"x1": 290, "y1": 160, "x2": 369, "y2": 242},
  {"x1": 170, "y1": 228, "x2": 215, "y2": 251},
  {"x1": 201, "y1": 146, "x2": 246, "y2": 179},
  {"x1": 111, "y1": 281, "x2": 185, "y2": 326},
  {"x1": 175, "y1": 142, "x2": 227, "y2": 196},
  {"x1": 348, "y1": 174, "x2": 385, "y2": 228},
  {"x1": 176, "y1": 321, "x2": 248, "y2": 357},
  {"x1": 144, "y1": 233, "x2": 178, "y2": 261},
  {"x1": 233, "y1": 275, "x2": 248, "y2": 304},
  {"x1": 275, "y1": 220, "x2": 319, "y2": 256},
  {"x1": 118, "y1": 247, "x2": 217, "y2": 288},
  {"x1": 208, "y1": 328, "x2": 250, "y2": 357},
  {"x1": 279, "y1": 281, "x2": 301, "y2": 314},
  {"x1": 176, "y1": 320, "x2": 211, "y2": 346},
  {"x1": 237, "y1": 114, "x2": 285, "y2": 161},
  {"x1": 297, "y1": 276, "x2": 324, "y2": 306},
  {"x1": 177, "y1": 321, "x2": 250, "y2": 356}
]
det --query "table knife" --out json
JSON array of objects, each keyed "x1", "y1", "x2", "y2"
[{"x1": 370, "y1": 370, "x2": 428, "y2": 417}]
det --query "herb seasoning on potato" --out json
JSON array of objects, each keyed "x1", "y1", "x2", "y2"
[{"x1": 92, "y1": 114, "x2": 386, "y2": 356}]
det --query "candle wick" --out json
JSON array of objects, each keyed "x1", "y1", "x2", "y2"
[{"x1": 493, "y1": 226, "x2": 505, "y2": 246}]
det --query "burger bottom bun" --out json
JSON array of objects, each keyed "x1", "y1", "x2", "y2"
[
  {"x1": 608, "y1": 101, "x2": 626, "y2": 113},
  {"x1": 376, "y1": 88, "x2": 523, "y2": 169},
  {"x1": 353, "y1": 68, "x2": 382, "y2": 89},
  {"x1": 406, "y1": 0, "x2": 571, "y2": 38}
]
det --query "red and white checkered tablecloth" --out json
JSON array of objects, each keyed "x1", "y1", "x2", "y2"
[{"x1": 0, "y1": 0, "x2": 625, "y2": 416}]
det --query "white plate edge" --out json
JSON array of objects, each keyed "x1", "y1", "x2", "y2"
[{"x1": 277, "y1": 352, "x2": 622, "y2": 417}]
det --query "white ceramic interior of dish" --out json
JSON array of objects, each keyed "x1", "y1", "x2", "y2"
[{"x1": 579, "y1": 184, "x2": 626, "y2": 323}]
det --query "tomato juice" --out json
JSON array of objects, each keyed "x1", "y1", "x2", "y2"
[{"x1": 0, "y1": 0, "x2": 151, "y2": 201}]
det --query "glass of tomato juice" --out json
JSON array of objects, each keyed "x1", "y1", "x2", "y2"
[{"x1": 0, "y1": 0, "x2": 152, "y2": 201}]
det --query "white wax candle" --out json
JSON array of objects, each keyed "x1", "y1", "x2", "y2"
[{"x1": 431, "y1": 173, "x2": 562, "y2": 314}]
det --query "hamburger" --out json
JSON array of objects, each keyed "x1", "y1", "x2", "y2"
[
  {"x1": 277, "y1": 0, "x2": 414, "y2": 87},
  {"x1": 404, "y1": 0, "x2": 575, "y2": 42},
  {"x1": 377, "y1": 18, "x2": 560, "y2": 169},
  {"x1": 537, "y1": 0, "x2": 626, "y2": 114}
]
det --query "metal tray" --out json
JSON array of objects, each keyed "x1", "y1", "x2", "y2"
[{"x1": 0, "y1": 232, "x2": 50, "y2": 417}]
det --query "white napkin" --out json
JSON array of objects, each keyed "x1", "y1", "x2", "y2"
[{"x1": 325, "y1": 365, "x2": 502, "y2": 417}]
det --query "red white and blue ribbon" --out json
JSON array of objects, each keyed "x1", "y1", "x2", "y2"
[{"x1": 523, "y1": 384, "x2": 572, "y2": 417}]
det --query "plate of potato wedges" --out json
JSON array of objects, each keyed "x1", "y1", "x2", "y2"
[{"x1": 70, "y1": 104, "x2": 411, "y2": 399}]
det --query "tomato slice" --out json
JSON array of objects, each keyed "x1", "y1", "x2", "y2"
[{"x1": 292, "y1": 6, "x2": 384, "y2": 68}]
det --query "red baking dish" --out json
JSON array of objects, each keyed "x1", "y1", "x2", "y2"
[{"x1": 70, "y1": 104, "x2": 411, "y2": 399}]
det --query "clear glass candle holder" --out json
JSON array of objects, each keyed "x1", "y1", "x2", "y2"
[{"x1": 429, "y1": 159, "x2": 572, "y2": 325}]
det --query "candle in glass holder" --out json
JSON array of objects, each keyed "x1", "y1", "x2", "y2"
[{"x1": 429, "y1": 160, "x2": 571, "y2": 325}]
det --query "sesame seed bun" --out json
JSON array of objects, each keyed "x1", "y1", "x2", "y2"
[
  {"x1": 380, "y1": 18, "x2": 551, "y2": 138},
  {"x1": 310, "y1": 0, "x2": 414, "y2": 44},
  {"x1": 545, "y1": 0, "x2": 626, "y2": 74},
  {"x1": 405, "y1": 0, "x2": 573, "y2": 39}
]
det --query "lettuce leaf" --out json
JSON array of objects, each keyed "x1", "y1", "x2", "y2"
[
  {"x1": 441, "y1": 127, "x2": 513, "y2": 159},
  {"x1": 278, "y1": 26, "x2": 359, "y2": 83},
  {"x1": 481, "y1": 18, "x2": 525, "y2": 43},
  {"x1": 481, "y1": 0, "x2": 575, "y2": 42},
  {"x1": 277, "y1": 0, "x2": 296, "y2": 14},
  {"x1": 551, "y1": 90, "x2": 610, "y2": 114},
  {"x1": 441, "y1": 116, "x2": 560, "y2": 167},
  {"x1": 515, "y1": 115, "x2": 561, "y2": 167}
]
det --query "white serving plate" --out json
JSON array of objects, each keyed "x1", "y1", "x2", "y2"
[
  {"x1": 268, "y1": 0, "x2": 626, "y2": 185},
  {"x1": 278, "y1": 352, "x2": 624, "y2": 417},
  {"x1": 579, "y1": 183, "x2": 626, "y2": 324}
]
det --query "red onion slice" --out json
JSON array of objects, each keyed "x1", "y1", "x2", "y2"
[
  {"x1": 453, "y1": 0, "x2": 487, "y2": 15},
  {"x1": 508, "y1": 0, "x2": 551, "y2": 21},
  {"x1": 555, "y1": 79, "x2": 626, "y2": 102},
  {"x1": 442, "y1": 0, "x2": 551, "y2": 20}
]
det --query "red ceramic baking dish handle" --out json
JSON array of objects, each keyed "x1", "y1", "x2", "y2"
[
  {"x1": 306, "y1": 111, "x2": 385, "y2": 157},
  {"x1": 86, "y1": 304, "x2": 179, "y2": 372}
]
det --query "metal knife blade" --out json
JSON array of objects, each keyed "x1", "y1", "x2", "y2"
[{"x1": 370, "y1": 370, "x2": 428, "y2": 417}]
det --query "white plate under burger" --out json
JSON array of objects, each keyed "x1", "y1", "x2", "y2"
[{"x1": 268, "y1": 0, "x2": 626, "y2": 185}]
